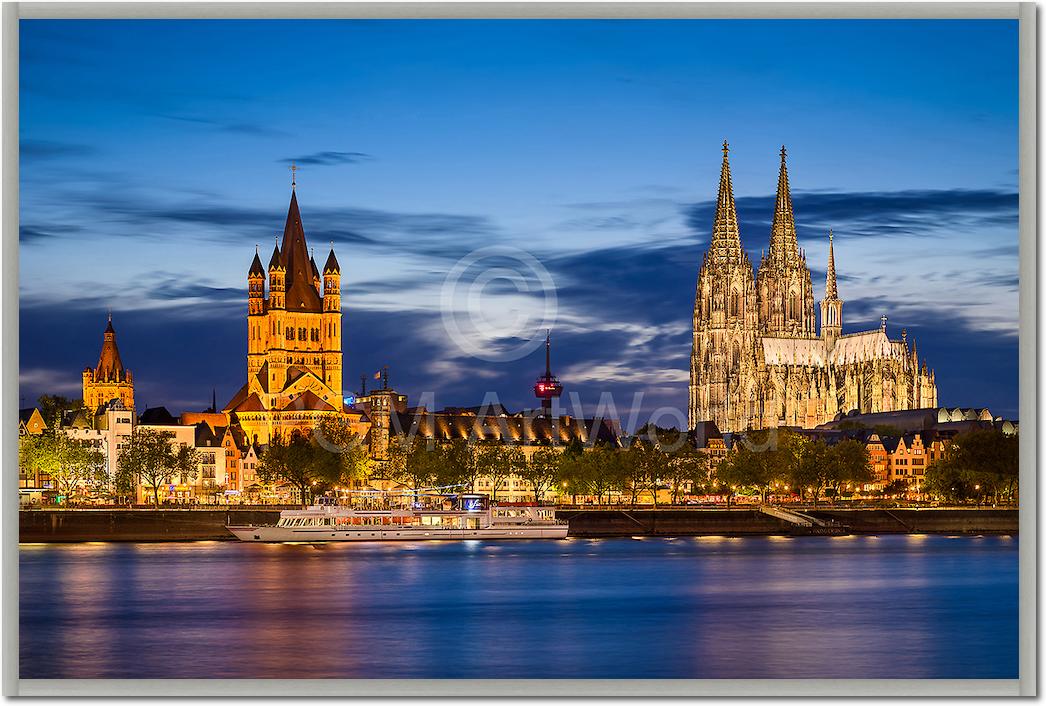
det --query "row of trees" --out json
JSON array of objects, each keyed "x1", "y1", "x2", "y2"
[
  {"x1": 923, "y1": 429, "x2": 1019, "y2": 504},
  {"x1": 717, "y1": 430, "x2": 872, "y2": 505}
]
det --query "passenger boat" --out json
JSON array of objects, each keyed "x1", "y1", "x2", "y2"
[{"x1": 226, "y1": 493, "x2": 569, "y2": 542}]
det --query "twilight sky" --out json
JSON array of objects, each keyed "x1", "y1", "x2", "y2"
[{"x1": 19, "y1": 19, "x2": 1020, "y2": 424}]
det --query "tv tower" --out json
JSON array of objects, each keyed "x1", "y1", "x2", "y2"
[{"x1": 533, "y1": 330, "x2": 563, "y2": 415}]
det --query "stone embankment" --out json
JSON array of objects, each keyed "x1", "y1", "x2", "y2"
[{"x1": 19, "y1": 507, "x2": 1018, "y2": 542}]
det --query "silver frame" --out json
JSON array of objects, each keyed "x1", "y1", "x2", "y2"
[{"x1": 3, "y1": 2, "x2": 1035, "y2": 697}]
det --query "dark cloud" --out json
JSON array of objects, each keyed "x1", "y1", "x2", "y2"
[
  {"x1": 145, "y1": 276, "x2": 243, "y2": 303},
  {"x1": 29, "y1": 187, "x2": 495, "y2": 256},
  {"x1": 280, "y1": 152, "x2": 373, "y2": 166},
  {"x1": 20, "y1": 139, "x2": 95, "y2": 160},
  {"x1": 19, "y1": 224, "x2": 82, "y2": 243},
  {"x1": 684, "y1": 188, "x2": 1019, "y2": 243}
]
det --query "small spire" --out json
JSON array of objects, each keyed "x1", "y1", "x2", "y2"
[
  {"x1": 880, "y1": 314, "x2": 888, "y2": 332},
  {"x1": 722, "y1": 139, "x2": 729, "y2": 156},
  {"x1": 107, "y1": 307, "x2": 112, "y2": 323},
  {"x1": 824, "y1": 230, "x2": 838, "y2": 299},
  {"x1": 289, "y1": 162, "x2": 299, "y2": 189}
]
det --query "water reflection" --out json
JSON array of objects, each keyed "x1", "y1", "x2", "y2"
[{"x1": 20, "y1": 535, "x2": 1018, "y2": 679}]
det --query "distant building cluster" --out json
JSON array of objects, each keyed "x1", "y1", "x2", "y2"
[{"x1": 19, "y1": 156, "x2": 1015, "y2": 506}]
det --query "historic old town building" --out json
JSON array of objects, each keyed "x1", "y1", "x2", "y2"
[
  {"x1": 82, "y1": 315, "x2": 135, "y2": 411},
  {"x1": 689, "y1": 143, "x2": 938, "y2": 433},
  {"x1": 223, "y1": 176, "x2": 367, "y2": 444}
]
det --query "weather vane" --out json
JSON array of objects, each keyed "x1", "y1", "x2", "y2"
[{"x1": 289, "y1": 162, "x2": 300, "y2": 188}]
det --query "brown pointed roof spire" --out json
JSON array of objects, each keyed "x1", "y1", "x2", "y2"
[
  {"x1": 323, "y1": 244, "x2": 341, "y2": 274},
  {"x1": 249, "y1": 244, "x2": 265, "y2": 277},
  {"x1": 768, "y1": 144, "x2": 799, "y2": 262},
  {"x1": 268, "y1": 243, "x2": 283, "y2": 271},
  {"x1": 280, "y1": 187, "x2": 323, "y2": 312},
  {"x1": 95, "y1": 315, "x2": 127, "y2": 383},
  {"x1": 709, "y1": 140, "x2": 748, "y2": 264}
]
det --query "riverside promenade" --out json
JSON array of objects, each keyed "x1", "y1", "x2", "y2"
[{"x1": 19, "y1": 506, "x2": 1018, "y2": 542}]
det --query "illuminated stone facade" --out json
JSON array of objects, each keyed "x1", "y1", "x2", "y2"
[
  {"x1": 689, "y1": 144, "x2": 938, "y2": 433},
  {"x1": 225, "y1": 182, "x2": 366, "y2": 444},
  {"x1": 82, "y1": 316, "x2": 135, "y2": 411}
]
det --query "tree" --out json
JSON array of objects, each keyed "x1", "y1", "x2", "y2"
[
  {"x1": 717, "y1": 430, "x2": 778, "y2": 503},
  {"x1": 520, "y1": 447, "x2": 561, "y2": 504},
  {"x1": 257, "y1": 430, "x2": 346, "y2": 507},
  {"x1": 435, "y1": 439, "x2": 478, "y2": 493},
  {"x1": 583, "y1": 444, "x2": 625, "y2": 505},
  {"x1": 925, "y1": 429, "x2": 1018, "y2": 504},
  {"x1": 37, "y1": 394, "x2": 86, "y2": 428},
  {"x1": 315, "y1": 417, "x2": 371, "y2": 489},
  {"x1": 473, "y1": 444, "x2": 525, "y2": 502},
  {"x1": 387, "y1": 435, "x2": 440, "y2": 497},
  {"x1": 117, "y1": 428, "x2": 200, "y2": 507},
  {"x1": 664, "y1": 445, "x2": 708, "y2": 504},
  {"x1": 22, "y1": 429, "x2": 105, "y2": 503}
]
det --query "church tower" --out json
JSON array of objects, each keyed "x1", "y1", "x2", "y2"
[
  {"x1": 756, "y1": 146, "x2": 816, "y2": 337},
  {"x1": 690, "y1": 141, "x2": 760, "y2": 432},
  {"x1": 226, "y1": 171, "x2": 355, "y2": 444},
  {"x1": 82, "y1": 314, "x2": 135, "y2": 410},
  {"x1": 820, "y1": 230, "x2": 843, "y2": 349}
]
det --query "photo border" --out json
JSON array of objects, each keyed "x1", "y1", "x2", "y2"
[{"x1": 3, "y1": 2, "x2": 1035, "y2": 697}]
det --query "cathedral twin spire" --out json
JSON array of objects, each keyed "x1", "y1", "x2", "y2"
[
  {"x1": 768, "y1": 145, "x2": 801, "y2": 264},
  {"x1": 708, "y1": 141, "x2": 748, "y2": 265}
]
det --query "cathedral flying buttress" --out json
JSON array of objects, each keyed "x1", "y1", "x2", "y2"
[{"x1": 689, "y1": 144, "x2": 938, "y2": 433}]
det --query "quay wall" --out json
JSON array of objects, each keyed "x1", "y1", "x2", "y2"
[{"x1": 19, "y1": 507, "x2": 1018, "y2": 542}]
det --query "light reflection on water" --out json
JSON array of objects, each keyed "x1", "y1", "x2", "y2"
[{"x1": 20, "y1": 535, "x2": 1017, "y2": 679}]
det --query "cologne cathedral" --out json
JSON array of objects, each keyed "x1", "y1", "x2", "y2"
[{"x1": 689, "y1": 143, "x2": 938, "y2": 433}]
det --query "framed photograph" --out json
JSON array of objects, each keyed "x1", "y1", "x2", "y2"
[{"x1": 6, "y1": 2, "x2": 1035, "y2": 697}]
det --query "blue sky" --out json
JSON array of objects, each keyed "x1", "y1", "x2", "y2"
[{"x1": 19, "y1": 19, "x2": 1019, "y2": 422}]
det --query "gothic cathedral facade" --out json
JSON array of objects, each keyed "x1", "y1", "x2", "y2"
[{"x1": 689, "y1": 144, "x2": 938, "y2": 433}]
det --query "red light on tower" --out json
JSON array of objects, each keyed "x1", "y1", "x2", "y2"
[{"x1": 533, "y1": 330, "x2": 562, "y2": 415}]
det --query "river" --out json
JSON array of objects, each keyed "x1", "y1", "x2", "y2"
[{"x1": 20, "y1": 534, "x2": 1017, "y2": 679}]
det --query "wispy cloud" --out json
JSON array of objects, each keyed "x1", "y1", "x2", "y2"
[
  {"x1": 20, "y1": 139, "x2": 96, "y2": 161},
  {"x1": 685, "y1": 188, "x2": 1019, "y2": 243},
  {"x1": 279, "y1": 151, "x2": 373, "y2": 166}
]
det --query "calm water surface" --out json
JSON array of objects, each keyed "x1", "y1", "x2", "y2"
[{"x1": 20, "y1": 535, "x2": 1017, "y2": 679}]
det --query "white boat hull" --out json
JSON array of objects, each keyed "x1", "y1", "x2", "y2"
[{"x1": 226, "y1": 524, "x2": 570, "y2": 542}]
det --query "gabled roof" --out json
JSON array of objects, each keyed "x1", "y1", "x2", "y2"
[
  {"x1": 194, "y1": 422, "x2": 221, "y2": 447},
  {"x1": 224, "y1": 383, "x2": 250, "y2": 413},
  {"x1": 233, "y1": 393, "x2": 266, "y2": 413},
  {"x1": 139, "y1": 406, "x2": 177, "y2": 425},
  {"x1": 279, "y1": 189, "x2": 323, "y2": 313},
  {"x1": 19, "y1": 408, "x2": 40, "y2": 424},
  {"x1": 282, "y1": 389, "x2": 337, "y2": 412}
]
